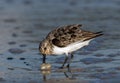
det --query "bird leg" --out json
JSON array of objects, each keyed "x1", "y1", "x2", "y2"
[
  {"x1": 43, "y1": 54, "x2": 46, "y2": 63},
  {"x1": 66, "y1": 53, "x2": 74, "y2": 72},
  {"x1": 60, "y1": 56, "x2": 68, "y2": 68},
  {"x1": 71, "y1": 53, "x2": 74, "y2": 59}
]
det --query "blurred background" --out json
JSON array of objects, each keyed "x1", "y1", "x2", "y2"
[{"x1": 0, "y1": 0, "x2": 120, "y2": 83}]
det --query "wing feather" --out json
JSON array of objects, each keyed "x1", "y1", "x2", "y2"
[{"x1": 46, "y1": 24, "x2": 103, "y2": 47}]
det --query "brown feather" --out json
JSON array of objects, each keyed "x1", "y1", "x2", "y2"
[{"x1": 46, "y1": 24, "x2": 102, "y2": 47}]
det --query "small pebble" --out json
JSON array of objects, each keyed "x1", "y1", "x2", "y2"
[
  {"x1": 8, "y1": 41, "x2": 16, "y2": 45},
  {"x1": 12, "y1": 33, "x2": 18, "y2": 37},
  {"x1": 40, "y1": 63, "x2": 51, "y2": 70},
  {"x1": 8, "y1": 68, "x2": 14, "y2": 70},
  {"x1": 7, "y1": 57, "x2": 14, "y2": 60},
  {"x1": 19, "y1": 57, "x2": 25, "y2": 60},
  {"x1": 8, "y1": 48, "x2": 25, "y2": 54},
  {"x1": 107, "y1": 54, "x2": 116, "y2": 57},
  {"x1": 24, "y1": 62, "x2": 30, "y2": 66},
  {"x1": 19, "y1": 44, "x2": 27, "y2": 47}
]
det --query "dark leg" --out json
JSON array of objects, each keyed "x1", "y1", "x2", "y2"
[
  {"x1": 60, "y1": 56, "x2": 68, "y2": 68},
  {"x1": 65, "y1": 54, "x2": 74, "y2": 79},
  {"x1": 71, "y1": 53, "x2": 74, "y2": 59},
  {"x1": 67, "y1": 53, "x2": 74, "y2": 72},
  {"x1": 43, "y1": 54, "x2": 46, "y2": 63}
]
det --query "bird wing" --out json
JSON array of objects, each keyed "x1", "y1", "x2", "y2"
[{"x1": 47, "y1": 24, "x2": 103, "y2": 47}]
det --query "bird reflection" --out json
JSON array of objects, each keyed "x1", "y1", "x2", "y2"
[
  {"x1": 40, "y1": 64, "x2": 75, "y2": 82},
  {"x1": 41, "y1": 69, "x2": 51, "y2": 81},
  {"x1": 64, "y1": 71, "x2": 75, "y2": 79}
]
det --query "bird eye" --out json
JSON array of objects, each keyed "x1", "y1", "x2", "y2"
[{"x1": 44, "y1": 47, "x2": 47, "y2": 50}]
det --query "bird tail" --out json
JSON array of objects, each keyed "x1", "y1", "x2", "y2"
[
  {"x1": 94, "y1": 31, "x2": 103, "y2": 37},
  {"x1": 83, "y1": 31, "x2": 103, "y2": 41}
]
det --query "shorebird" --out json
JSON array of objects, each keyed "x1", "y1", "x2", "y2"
[{"x1": 39, "y1": 24, "x2": 103, "y2": 69}]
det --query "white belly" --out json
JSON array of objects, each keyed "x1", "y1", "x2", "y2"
[{"x1": 53, "y1": 39, "x2": 92, "y2": 55}]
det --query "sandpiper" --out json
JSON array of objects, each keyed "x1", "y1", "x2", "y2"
[{"x1": 39, "y1": 24, "x2": 103, "y2": 69}]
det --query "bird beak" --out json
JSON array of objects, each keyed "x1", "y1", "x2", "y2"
[{"x1": 42, "y1": 54, "x2": 46, "y2": 63}]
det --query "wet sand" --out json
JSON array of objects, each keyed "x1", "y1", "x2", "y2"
[{"x1": 0, "y1": 0, "x2": 120, "y2": 83}]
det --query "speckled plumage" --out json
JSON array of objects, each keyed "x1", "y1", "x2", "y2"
[
  {"x1": 39, "y1": 24, "x2": 102, "y2": 55},
  {"x1": 39, "y1": 24, "x2": 103, "y2": 68}
]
